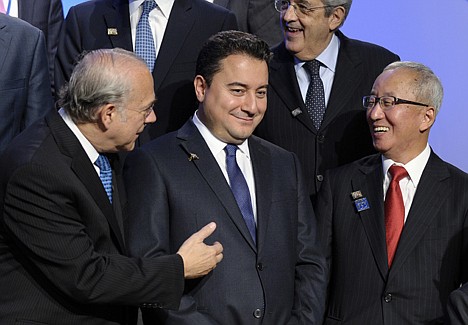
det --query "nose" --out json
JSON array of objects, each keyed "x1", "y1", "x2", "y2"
[
  {"x1": 145, "y1": 109, "x2": 157, "y2": 124},
  {"x1": 283, "y1": 3, "x2": 298, "y2": 20},
  {"x1": 242, "y1": 92, "x2": 258, "y2": 113},
  {"x1": 367, "y1": 101, "x2": 385, "y2": 121}
]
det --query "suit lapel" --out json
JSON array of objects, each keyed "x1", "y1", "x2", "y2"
[
  {"x1": 152, "y1": 0, "x2": 194, "y2": 90},
  {"x1": 248, "y1": 137, "x2": 272, "y2": 255},
  {"x1": 389, "y1": 152, "x2": 451, "y2": 277},
  {"x1": 321, "y1": 31, "x2": 364, "y2": 130},
  {"x1": 269, "y1": 44, "x2": 316, "y2": 133},
  {"x1": 103, "y1": 0, "x2": 133, "y2": 50},
  {"x1": 0, "y1": 16, "x2": 11, "y2": 72},
  {"x1": 46, "y1": 112, "x2": 126, "y2": 253},
  {"x1": 177, "y1": 121, "x2": 257, "y2": 251},
  {"x1": 353, "y1": 156, "x2": 388, "y2": 280}
]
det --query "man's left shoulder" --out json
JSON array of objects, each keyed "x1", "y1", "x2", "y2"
[{"x1": 337, "y1": 31, "x2": 399, "y2": 59}]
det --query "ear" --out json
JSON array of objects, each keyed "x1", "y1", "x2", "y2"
[
  {"x1": 328, "y1": 6, "x2": 345, "y2": 31},
  {"x1": 194, "y1": 75, "x2": 208, "y2": 103},
  {"x1": 419, "y1": 106, "x2": 435, "y2": 133},
  {"x1": 98, "y1": 104, "x2": 118, "y2": 130}
]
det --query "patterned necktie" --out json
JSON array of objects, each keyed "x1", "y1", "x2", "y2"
[
  {"x1": 304, "y1": 60, "x2": 326, "y2": 129},
  {"x1": 0, "y1": 1, "x2": 6, "y2": 13},
  {"x1": 225, "y1": 144, "x2": 256, "y2": 243},
  {"x1": 135, "y1": 0, "x2": 157, "y2": 72},
  {"x1": 95, "y1": 154, "x2": 113, "y2": 203},
  {"x1": 385, "y1": 165, "x2": 408, "y2": 267}
]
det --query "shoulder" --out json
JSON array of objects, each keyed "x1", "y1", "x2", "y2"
[
  {"x1": 337, "y1": 30, "x2": 399, "y2": 60},
  {"x1": 68, "y1": 0, "x2": 115, "y2": 15}
]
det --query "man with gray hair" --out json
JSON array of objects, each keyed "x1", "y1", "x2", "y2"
[
  {"x1": 316, "y1": 61, "x2": 468, "y2": 324},
  {"x1": 255, "y1": 0, "x2": 400, "y2": 205},
  {"x1": 0, "y1": 48, "x2": 223, "y2": 324}
]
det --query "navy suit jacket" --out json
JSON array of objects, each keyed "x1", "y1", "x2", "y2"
[
  {"x1": 0, "y1": 111, "x2": 185, "y2": 324},
  {"x1": 0, "y1": 13, "x2": 53, "y2": 152},
  {"x1": 316, "y1": 152, "x2": 468, "y2": 324},
  {"x1": 18, "y1": 0, "x2": 63, "y2": 92},
  {"x1": 55, "y1": 0, "x2": 237, "y2": 142},
  {"x1": 255, "y1": 31, "x2": 400, "y2": 202},
  {"x1": 124, "y1": 120, "x2": 328, "y2": 324},
  {"x1": 213, "y1": 0, "x2": 282, "y2": 46}
]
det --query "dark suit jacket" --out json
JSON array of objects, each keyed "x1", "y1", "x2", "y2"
[
  {"x1": 55, "y1": 0, "x2": 237, "y2": 141},
  {"x1": 18, "y1": 0, "x2": 63, "y2": 92},
  {"x1": 316, "y1": 152, "x2": 468, "y2": 324},
  {"x1": 0, "y1": 111, "x2": 185, "y2": 324},
  {"x1": 213, "y1": 0, "x2": 282, "y2": 46},
  {"x1": 124, "y1": 120, "x2": 328, "y2": 324},
  {"x1": 254, "y1": 31, "x2": 400, "y2": 202},
  {"x1": 0, "y1": 13, "x2": 53, "y2": 152},
  {"x1": 447, "y1": 283, "x2": 468, "y2": 325}
]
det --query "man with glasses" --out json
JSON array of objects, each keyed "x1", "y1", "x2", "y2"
[
  {"x1": 316, "y1": 61, "x2": 468, "y2": 324},
  {"x1": 255, "y1": 0, "x2": 399, "y2": 205}
]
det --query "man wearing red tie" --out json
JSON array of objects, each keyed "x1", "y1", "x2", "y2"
[{"x1": 316, "y1": 61, "x2": 468, "y2": 324}]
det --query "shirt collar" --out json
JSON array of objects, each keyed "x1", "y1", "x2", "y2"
[
  {"x1": 382, "y1": 143, "x2": 431, "y2": 188},
  {"x1": 129, "y1": 0, "x2": 174, "y2": 18},
  {"x1": 294, "y1": 33, "x2": 340, "y2": 72}
]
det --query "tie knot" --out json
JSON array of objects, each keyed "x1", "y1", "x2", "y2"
[
  {"x1": 142, "y1": 0, "x2": 157, "y2": 14},
  {"x1": 95, "y1": 155, "x2": 111, "y2": 172},
  {"x1": 304, "y1": 59, "x2": 321, "y2": 76},
  {"x1": 225, "y1": 144, "x2": 238, "y2": 157},
  {"x1": 389, "y1": 165, "x2": 408, "y2": 183}
]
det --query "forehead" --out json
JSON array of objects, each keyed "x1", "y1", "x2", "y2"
[
  {"x1": 215, "y1": 54, "x2": 268, "y2": 82},
  {"x1": 372, "y1": 69, "x2": 415, "y2": 94}
]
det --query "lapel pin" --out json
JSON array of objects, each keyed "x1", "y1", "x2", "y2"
[
  {"x1": 291, "y1": 108, "x2": 302, "y2": 117},
  {"x1": 107, "y1": 28, "x2": 118, "y2": 36},
  {"x1": 351, "y1": 190, "x2": 363, "y2": 200},
  {"x1": 188, "y1": 153, "x2": 199, "y2": 161}
]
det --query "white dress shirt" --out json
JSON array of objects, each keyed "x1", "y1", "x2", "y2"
[
  {"x1": 1, "y1": 0, "x2": 17, "y2": 16},
  {"x1": 192, "y1": 111, "x2": 257, "y2": 223},
  {"x1": 129, "y1": 0, "x2": 174, "y2": 58},
  {"x1": 382, "y1": 144, "x2": 431, "y2": 223}
]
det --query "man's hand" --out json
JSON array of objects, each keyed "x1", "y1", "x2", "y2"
[{"x1": 177, "y1": 222, "x2": 223, "y2": 279}]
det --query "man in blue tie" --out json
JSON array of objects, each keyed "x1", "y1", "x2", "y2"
[
  {"x1": 0, "y1": 48, "x2": 223, "y2": 324},
  {"x1": 124, "y1": 30, "x2": 328, "y2": 325}
]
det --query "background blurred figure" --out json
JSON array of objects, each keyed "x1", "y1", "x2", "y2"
[
  {"x1": 0, "y1": 48, "x2": 223, "y2": 324},
  {"x1": 317, "y1": 61, "x2": 468, "y2": 324},
  {"x1": 209, "y1": 0, "x2": 283, "y2": 46},
  {"x1": 0, "y1": 13, "x2": 53, "y2": 152},
  {"x1": 124, "y1": 31, "x2": 327, "y2": 324},
  {"x1": 0, "y1": 0, "x2": 64, "y2": 94},
  {"x1": 255, "y1": 0, "x2": 399, "y2": 204},
  {"x1": 55, "y1": 0, "x2": 237, "y2": 144}
]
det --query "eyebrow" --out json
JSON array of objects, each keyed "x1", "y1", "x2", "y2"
[{"x1": 226, "y1": 82, "x2": 269, "y2": 89}]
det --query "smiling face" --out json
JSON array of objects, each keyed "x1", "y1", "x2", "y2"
[
  {"x1": 195, "y1": 54, "x2": 268, "y2": 144},
  {"x1": 367, "y1": 68, "x2": 435, "y2": 163},
  {"x1": 281, "y1": 0, "x2": 344, "y2": 60}
]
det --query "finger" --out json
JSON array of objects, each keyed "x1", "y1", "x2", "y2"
[
  {"x1": 193, "y1": 222, "x2": 217, "y2": 241},
  {"x1": 211, "y1": 241, "x2": 223, "y2": 254},
  {"x1": 216, "y1": 253, "x2": 224, "y2": 263}
]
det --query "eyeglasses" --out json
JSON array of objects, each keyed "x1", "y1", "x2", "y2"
[
  {"x1": 274, "y1": 0, "x2": 333, "y2": 16},
  {"x1": 127, "y1": 102, "x2": 155, "y2": 119},
  {"x1": 362, "y1": 95, "x2": 429, "y2": 111}
]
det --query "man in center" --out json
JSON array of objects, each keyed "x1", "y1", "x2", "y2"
[{"x1": 124, "y1": 30, "x2": 327, "y2": 324}]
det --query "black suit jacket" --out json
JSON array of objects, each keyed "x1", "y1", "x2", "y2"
[
  {"x1": 0, "y1": 111, "x2": 185, "y2": 324},
  {"x1": 0, "y1": 13, "x2": 53, "y2": 152},
  {"x1": 255, "y1": 31, "x2": 400, "y2": 202},
  {"x1": 55, "y1": 0, "x2": 237, "y2": 141},
  {"x1": 447, "y1": 283, "x2": 468, "y2": 325},
  {"x1": 214, "y1": 0, "x2": 282, "y2": 46},
  {"x1": 316, "y1": 152, "x2": 468, "y2": 324},
  {"x1": 18, "y1": 0, "x2": 64, "y2": 93},
  {"x1": 124, "y1": 120, "x2": 328, "y2": 324}
]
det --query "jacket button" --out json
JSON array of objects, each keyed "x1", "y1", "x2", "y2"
[
  {"x1": 318, "y1": 135, "x2": 325, "y2": 143},
  {"x1": 384, "y1": 293, "x2": 392, "y2": 303},
  {"x1": 316, "y1": 174, "x2": 324, "y2": 182},
  {"x1": 253, "y1": 308, "x2": 262, "y2": 318},
  {"x1": 257, "y1": 263, "x2": 264, "y2": 271}
]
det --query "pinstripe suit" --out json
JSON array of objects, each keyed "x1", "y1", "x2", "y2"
[
  {"x1": 316, "y1": 152, "x2": 468, "y2": 324},
  {"x1": 255, "y1": 31, "x2": 400, "y2": 202},
  {"x1": 0, "y1": 111, "x2": 185, "y2": 324}
]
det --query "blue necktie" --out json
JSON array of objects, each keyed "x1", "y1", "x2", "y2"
[
  {"x1": 95, "y1": 154, "x2": 113, "y2": 203},
  {"x1": 304, "y1": 60, "x2": 326, "y2": 129},
  {"x1": 225, "y1": 144, "x2": 256, "y2": 243},
  {"x1": 135, "y1": 0, "x2": 157, "y2": 72}
]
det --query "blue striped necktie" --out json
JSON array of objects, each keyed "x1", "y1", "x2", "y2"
[
  {"x1": 95, "y1": 154, "x2": 113, "y2": 203},
  {"x1": 225, "y1": 144, "x2": 256, "y2": 243},
  {"x1": 135, "y1": 0, "x2": 157, "y2": 72}
]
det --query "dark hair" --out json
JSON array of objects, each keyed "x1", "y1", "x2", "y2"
[{"x1": 196, "y1": 30, "x2": 272, "y2": 86}]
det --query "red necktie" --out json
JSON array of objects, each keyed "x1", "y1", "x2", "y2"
[{"x1": 385, "y1": 165, "x2": 408, "y2": 267}]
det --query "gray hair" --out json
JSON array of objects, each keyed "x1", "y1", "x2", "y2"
[
  {"x1": 384, "y1": 61, "x2": 444, "y2": 116},
  {"x1": 58, "y1": 48, "x2": 147, "y2": 123},
  {"x1": 322, "y1": 0, "x2": 352, "y2": 28}
]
